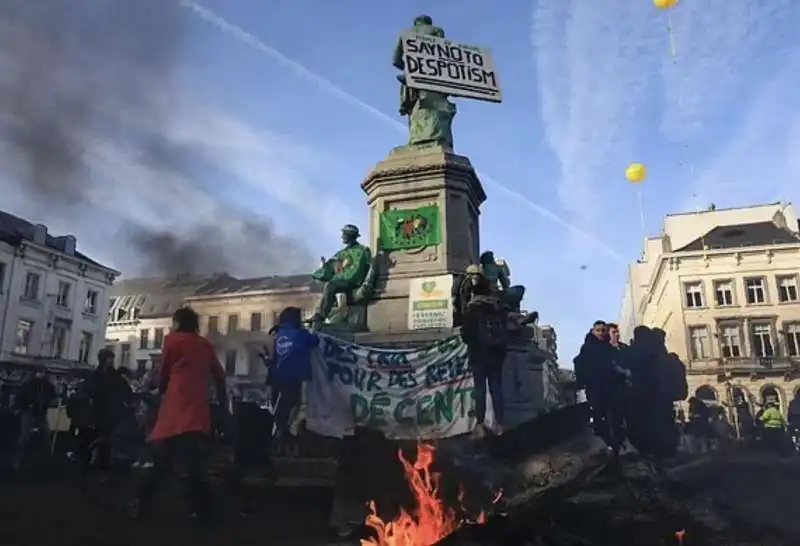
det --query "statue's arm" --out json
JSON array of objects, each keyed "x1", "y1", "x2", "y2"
[{"x1": 393, "y1": 36, "x2": 405, "y2": 70}]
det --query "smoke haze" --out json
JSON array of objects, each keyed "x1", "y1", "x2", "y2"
[{"x1": 0, "y1": 0, "x2": 314, "y2": 277}]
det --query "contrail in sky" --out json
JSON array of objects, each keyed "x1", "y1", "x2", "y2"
[{"x1": 180, "y1": 0, "x2": 626, "y2": 262}]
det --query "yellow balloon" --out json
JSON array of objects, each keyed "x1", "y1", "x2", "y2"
[
  {"x1": 626, "y1": 163, "x2": 647, "y2": 184},
  {"x1": 653, "y1": 0, "x2": 679, "y2": 9}
]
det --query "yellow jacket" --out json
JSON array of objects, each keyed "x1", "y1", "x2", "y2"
[{"x1": 760, "y1": 406, "x2": 786, "y2": 429}]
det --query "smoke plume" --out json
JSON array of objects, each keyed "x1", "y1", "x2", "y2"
[{"x1": 0, "y1": 0, "x2": 313, "y2": 277}]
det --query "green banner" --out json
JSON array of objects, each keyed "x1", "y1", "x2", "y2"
[{"x1": 379, "y1": 205, "x2": 441, "y2": 251}]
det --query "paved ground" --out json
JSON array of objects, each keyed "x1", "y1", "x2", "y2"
[
  {"x1": 0, "y1": 474, "x2": 336, "y2": 546},
  {"x1": 2, "y1": 450, "x2": 798, "y2": 546}
]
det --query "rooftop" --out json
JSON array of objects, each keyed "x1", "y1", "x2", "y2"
[
  {"x1": 676, "y1": 221, "x2": 800, "y2": 252},
  {"x1": 110, "y1": 274, "x2": 230, "y2": 320},
  {"x1": 0, "y1": 210, "x2": 112, "y2": 270},
  {"x1": 191, "y1": 274, "x2": 319, "y2": 297},
  {"x1": 665, "y1": 201, "x2": 783, "y2": 218}
]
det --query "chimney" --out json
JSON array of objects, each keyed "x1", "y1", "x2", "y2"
[
  {"x1": 62, "y1": 235, "x2": 76, "y2": 256},
  {"x1": 32, "y1": 224, "x2": 47, "y2": 245}
]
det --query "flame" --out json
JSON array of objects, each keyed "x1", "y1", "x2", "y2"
[
  {"x1": 675, "y1": 529, "x2": 686, "y2": 545},
  {"x1": 362, "y1": 443, "x2": 494, "y2": 546}
]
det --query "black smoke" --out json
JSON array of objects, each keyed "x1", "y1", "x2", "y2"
[{"x1": 0, "y1": 0, "x2": 313, "y2": 277}]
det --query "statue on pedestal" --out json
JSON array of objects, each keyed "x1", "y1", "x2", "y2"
[
  {"x1": 393, "y1": 15, "x2": 457, "y2": 149},
  {"x1": 311, "y1": 225, "x2": 376, "y2": 332}
]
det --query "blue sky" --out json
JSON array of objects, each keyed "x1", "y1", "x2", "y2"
[{"x1": 5, "y1": 0, "x2": 800, "y2": 364}]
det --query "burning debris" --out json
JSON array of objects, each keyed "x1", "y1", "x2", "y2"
[
  {"x1": 340, "y1": 406, "x2": 793, "y2": 546},
  {"x1": 362, "y1": 443, "x2": 498, "y2": 546}
]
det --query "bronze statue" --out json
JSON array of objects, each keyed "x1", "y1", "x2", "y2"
[
  {"x1": 393, "y1": 15, "x2": 457, "y2": 149},
  {"x1": 311, "y1": 225, "x2": 376, "y2": 331}
]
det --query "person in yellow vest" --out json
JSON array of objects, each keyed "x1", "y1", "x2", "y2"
[{"x1": 758, "y1": 401, "x2": 787, "y2": 455}]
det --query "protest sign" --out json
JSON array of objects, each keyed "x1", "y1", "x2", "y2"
[
  {"x1": 407, "y1": 275, "x2": 454, "y2": 330},
  {"x1": 401, "y1": 32, "x2": 502, "y2": 102},
  {"x1": 306, "y1": 334, "x2": 491, "y2": 440}
]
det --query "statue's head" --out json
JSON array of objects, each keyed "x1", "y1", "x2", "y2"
[
  {"x1": 414, "y1": 15, "x2": 433, "y2": 27},
  {"x1": 341, "y1": 224, "x2": 360, "y2": 244},
  {"x1": 479, "y1": 251, "x2": 494, "y2": 265}
]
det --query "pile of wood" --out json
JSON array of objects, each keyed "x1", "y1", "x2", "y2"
[{"x1": 428, "y1": 405, "x2": 791, "y2": 545}]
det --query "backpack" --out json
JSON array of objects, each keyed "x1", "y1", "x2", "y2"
[{"x1": 471, "y1": 303, "x2": 509, "y2": 348}]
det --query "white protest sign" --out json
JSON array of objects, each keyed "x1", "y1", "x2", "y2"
[
  {"x1": 401, "y1": 32, "x2": 502, "y2": 103},
  {"x1": 407, "y1": 274, "x2": 454, "y2": 330},
  {"x1": 306, "y1": 334, "x2": 492, "y2": 440}
]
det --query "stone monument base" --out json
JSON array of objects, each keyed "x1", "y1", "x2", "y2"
[{"x1": 361, "y1": 146, "x2": 486, "y2": 333}]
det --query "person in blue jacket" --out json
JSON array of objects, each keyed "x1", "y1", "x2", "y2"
[{"x1": 270, "y1": 307, "x2": 319, "y2": 453}]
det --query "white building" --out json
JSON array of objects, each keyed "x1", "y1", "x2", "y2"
[
  {"x1": 104, "y1": 274, "x2": 225, "y2": 374},
  {"x1": 0, "y1": 211, "x2": 119, "y2": 371},
  {"x1": 619, "y1": 202, "x2": 800, "y2": 412}
]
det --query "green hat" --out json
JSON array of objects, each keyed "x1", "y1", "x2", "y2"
[{"x1": 342, "y1": 224, "x2": 360, "y2": 238}]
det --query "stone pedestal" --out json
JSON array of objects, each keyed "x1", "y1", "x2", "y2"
[{"x1": 361, "y1": 146, "x2": 487, "y2": 332}]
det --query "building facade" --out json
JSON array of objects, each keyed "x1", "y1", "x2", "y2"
[
  {"x1": 0, "y1": 211, "x2": 118, "y2": 379},
  {"x1": 620, "y1": 202, "x2": 800, "y2": 413},
  {"x1": 184, "y1": 275, "x2": 321, "y2": 385},
  {"x1": 105, "y1": 274, "x2": 228, "y2": 374}
]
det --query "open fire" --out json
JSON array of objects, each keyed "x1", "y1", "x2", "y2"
[{"x1": 362, "y1": 443, "x2": 495, "y2": 546}]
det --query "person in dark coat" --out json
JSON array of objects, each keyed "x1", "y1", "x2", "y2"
[
  {"x1": 14, "y1": 368, "x2": 56, "y2": 470},
  {"x1": 72, "y1": 348, "x2": 131, "y2": 491},
  {"x1": 460, "y1": 275, "x2": 509, "y2": 438},
  {"x1": 626, "y1": 326, "x2": 685, "y2": 458},
  {"x1": 574, "y1": 320, "x2": 625, "y2": 453}
]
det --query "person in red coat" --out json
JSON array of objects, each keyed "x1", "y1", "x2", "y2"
[{"x1": 130, "y1": 306, "x2": 227, "y2": 524}]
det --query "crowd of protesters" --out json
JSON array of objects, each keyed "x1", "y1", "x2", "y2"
[
  {"x1": 573, "y1": 320, "x2": 688, "y2": 459},
  {"x1": 574, "y1": 319, "x2": 800, "y2": 459}
]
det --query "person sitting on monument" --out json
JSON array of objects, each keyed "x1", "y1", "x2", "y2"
[
  {"x1": 460, "y1": 275, "x2": 509, "y2": 439},
  {"x1": 479, "y1": 251, "x2": 510, "y2": 294},
  {"x1": 271, "y1": 306, "x2": 319, "y2": 455},
  {"x1": 311, "y1": 224, "x2": 372, "y2": 325}
]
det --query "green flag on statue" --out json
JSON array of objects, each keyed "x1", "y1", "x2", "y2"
[{"x1": 379, "y1": 205, "x2": 441, "y2": 251}]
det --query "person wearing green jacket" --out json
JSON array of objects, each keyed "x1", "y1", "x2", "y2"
[{"x1": 758, "y1": 401, "x2": 787, "y2": 454}]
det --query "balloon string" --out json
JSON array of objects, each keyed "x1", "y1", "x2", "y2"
[{"x1": 667, "y1": 13, "x2": 678, "y2": 64}]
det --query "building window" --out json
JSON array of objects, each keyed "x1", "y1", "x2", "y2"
[
  {"x1": 776, "y1": 275, "x2": 798, "y2": 303},
  {"x1": 153, "y1": 328, "x2": 165, "y2": 349},
  {"x1": 250, "y1": 312, "x2": 262, "y2": 332},
  {"x1": 688, "y1": 326, "x2": 711, "y2": 359},
  {"x1": 744, "y1": 277, "x2": 767, "y2": 304},
  {"x1": 713, "y1": 280, "x2": 734, "y2": 306},
  {"x1": 787, "y1": 323, "x2": 800, "y2": 357},
  {"x1": 84, "y1": 290, "x2": 99, "y2": 314},
  {"x1": 683, "y1": 282, "x2": 704, "y2": 308},
  {"x1": 271, "y1": 311, "x2": 279, "y2": 326},
  {"x1": 136, "y1": 359, "x2": 148, "y2": 376},
  {"x1": 225, "y1": 349, "x2": 237, "y2": 376},
  {"x1": 78, "y1": 332, "x2": 93, "y2": 364},
  {"x1": 139, "y1": 329, "x2": 149, "y2": 350},
  {"x1": 207, "y1": 315, "x2": 219, "y2": 335},
  {"x1": 719, "y1": 324, "x2": 742, "y2": 358},
  {"x1": 227, "y1": 314, "x2": 239, "y2": 334},
  {"x1": 120, "y1": 343, "x2": 131, "y2": 369},
  {"x1": 51, "y1": 320, "x2": 70, "y2": 358},
  {"x1": 14, "y1": 319, "x2": 34, "y2": 354},
  {"x1": 56, "y1": 281, "x2": 71, "y2": 307},
  {"x1": 750, "y1": 323, "x2": 774, "y2": 358},
  {"x1": 23, "y1": 272, "x2": 40, "y2": 300},
  {"x1": 0, "y1": 262, "x2": 6, "y2": 293}
]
